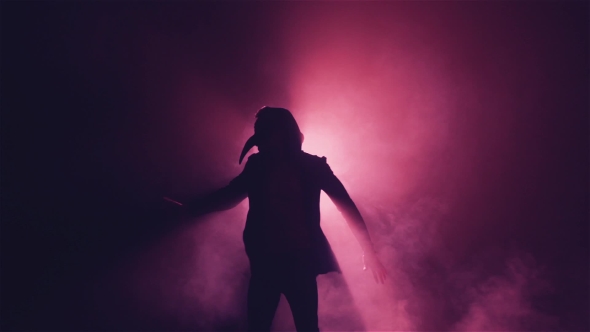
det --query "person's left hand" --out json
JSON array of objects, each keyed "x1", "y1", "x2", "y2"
[{"x1": 363, "y1": 250, "x2": 388, "y2": 284}]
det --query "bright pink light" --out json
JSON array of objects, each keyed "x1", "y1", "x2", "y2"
[{"x1": 281, "y1": 8, "x2": 452, "y2": 330}]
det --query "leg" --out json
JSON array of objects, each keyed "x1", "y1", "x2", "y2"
[
  {"x1": 282, "y1": 274, "x2": 320, "y2": 332},
  {"x1": 247, "y1": 274, "x2": 281, "y2": 332}
]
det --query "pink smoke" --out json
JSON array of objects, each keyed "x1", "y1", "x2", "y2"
[{"x1": 88, "y1": 3, "x2": 564, "y2": 331}]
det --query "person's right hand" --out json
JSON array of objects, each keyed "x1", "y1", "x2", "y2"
[{"x1": 161, "y1": 196, "x2": 186, "y2": 221}]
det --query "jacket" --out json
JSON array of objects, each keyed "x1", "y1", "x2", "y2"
[{"x1": 232, "y1": 151, "x2": 342, "y2": 276}]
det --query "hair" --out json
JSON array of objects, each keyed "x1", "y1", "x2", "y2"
[{"x1": 254, "y1": 106, "x2": 304, "y2": 151}]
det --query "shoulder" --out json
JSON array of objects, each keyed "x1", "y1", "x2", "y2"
[
  {"x1": 300, "y1": 151, "x2": 334, "y2": 177},
  {"x1": 301, "y1": 151, "x2": 328, "y2": 165}
]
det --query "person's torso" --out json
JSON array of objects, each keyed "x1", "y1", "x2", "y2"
[
  {"x1": 242, "y1": 152, "x2": 341, "y2": 275},
  {"x1": 259, "y1": 159, "x2": 312, "y2": 253}
]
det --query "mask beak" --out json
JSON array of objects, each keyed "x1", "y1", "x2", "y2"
[{"x1": 239, "y1": 135, "x2": 257, "y2": 164}]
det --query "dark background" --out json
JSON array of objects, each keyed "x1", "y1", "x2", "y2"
[{"x1": 1, "y1": 2, "x2": 588, "y2": 331}]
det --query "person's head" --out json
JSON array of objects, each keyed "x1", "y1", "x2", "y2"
[{"x1": 239, "y1": 106, "x2": 304, "y2": 163}]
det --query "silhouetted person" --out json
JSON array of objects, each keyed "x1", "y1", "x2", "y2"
[{"x1": 180, "y1": 107, "x2": 386, "y2": 331}]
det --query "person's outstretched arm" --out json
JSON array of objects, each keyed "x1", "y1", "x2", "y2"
[
  {"x1": 319, "y1": 160, "x2": 387, "y2": 284},
  {"x1": 184, "y1": 183, "x2": 247, "y2": 218},
  {"x1": 178, "y1": 155, "x2": 255, "y2": 218}
]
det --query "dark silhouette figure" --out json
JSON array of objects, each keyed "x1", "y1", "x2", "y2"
[{"x1": 179, "y1": 107, "x2": 387, "y2": 331}]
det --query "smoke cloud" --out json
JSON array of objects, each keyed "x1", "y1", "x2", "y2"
[{"x1": 74, "y1": 2, "x2": 585, "y2": 331}]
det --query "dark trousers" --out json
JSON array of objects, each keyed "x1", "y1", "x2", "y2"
[{"x1": 247, "y1": 272, "x2": 319, "y2": 332}]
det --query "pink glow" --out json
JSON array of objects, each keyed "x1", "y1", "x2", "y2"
[
  {"x1": 281, "y1": 8, "x2": 451, "y2": 329},
  {"x1": 90, "y1": 3, "x2": 564, "y2": 331}
]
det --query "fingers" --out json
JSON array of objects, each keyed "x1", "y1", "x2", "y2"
[
  {"x1": 364, "y1": 254, "x2": 388, "y2": 284},
  {"x1": 163, "y1": 197, "x2": 183, "y2": 206},
  {"x1": 371, "y1": 268, "x2": 384, "y2": 284},
  {"x1": 379, "y1": 268, "x2": 387, "y2": 284},
  {"x1": 380, "y1": 266, "x2": 387, "y2": 281},
  {"x1": 371, "y1": 266, "x2": 387, "y2": 284}
]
